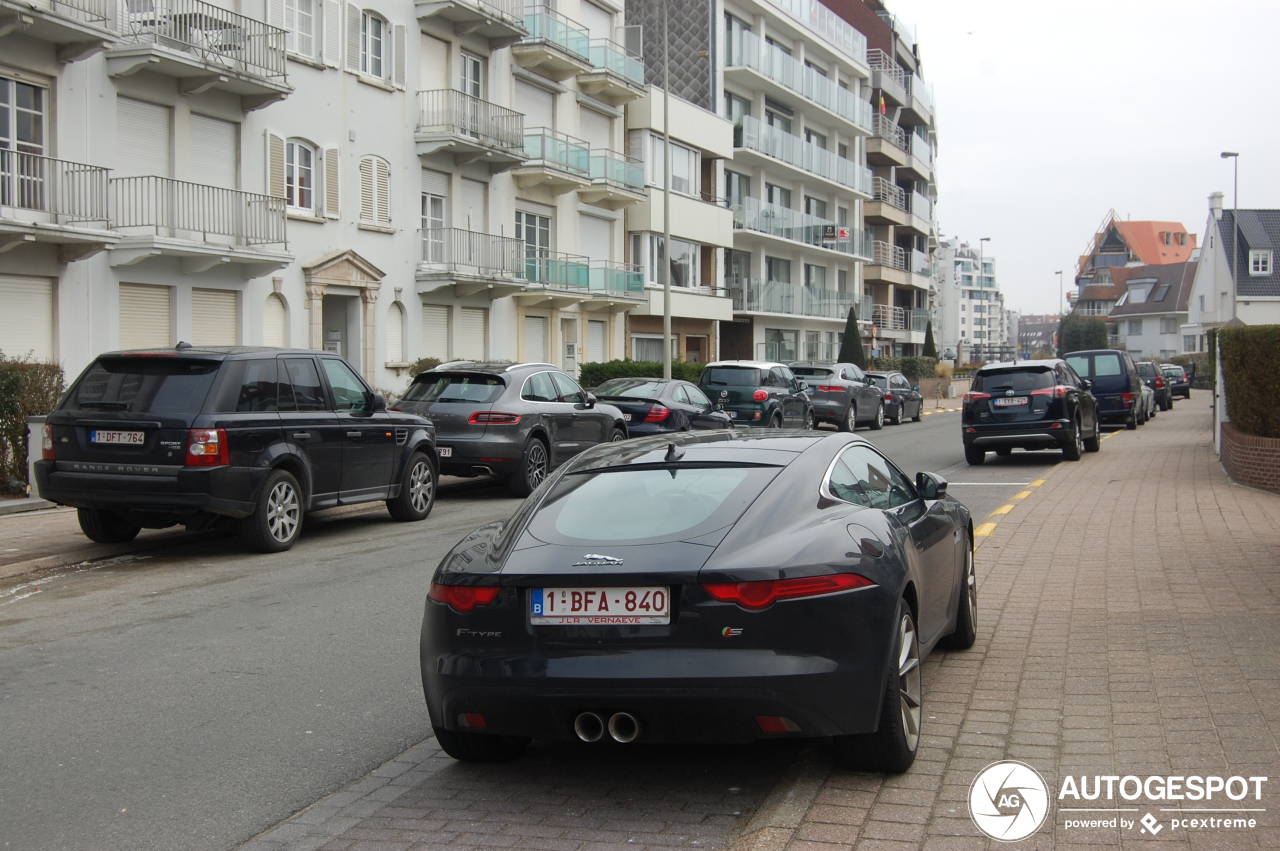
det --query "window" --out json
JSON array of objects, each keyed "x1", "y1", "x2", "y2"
[
  {"x1": 632, "y1": 334, "x2": 675, "y2": 362},
  {"x1": 804, "y1": 264, "x2": 826, "y2": 289},
  {"x1": 284, "y1": 0, "x2": 314, "y2": 56},
  {"x1": 285, "y1": 139, "x2": 315, "y2": 211},
  {"x1": 521, "y1": 371, "x2": 558, "y2": 402},
  {"x1": 765, "y1": 256, "x2": 790, "y2": 283},
  {"x1": 1160, "y1": 318, "x2": 1178, "y2": 334},
  {"x1": 283, "y1": 357, "x2": 328, "y2": 411},
  {"x1": 361, "y1": 12, "x2": 384, "y2": 78},
  {"x1": 1198, "y1": 295, "x2": 1205, "y2": 311},
  {"x1": 724, "y1": 170, "x2": 750, "y2": 209},
  {"x1": 321, "y1": 357, "x2": 371, "y2": 411},
  {"x1": 804, "y1": 128, "x2": 827, "y2": 149},
  {"x1": 631, "y1": 233, "x2": 699, "y2": 287},
  {"x1": 1250, "y1": 250, "x2": 1272, "y2": 275},
  {"x1": 358, "y1": 155, "x2": 390, "y2": 224},
  {"x1": 550, "y1": 372, "x2": 586, "y2": 405},
  {"x1": 804, "y1": 196, "x2": 827, "y2": 220},
  {"x1": 1127, "y1": 319, "x2": 1143, "y2": 335},
  {"x1": 421, "y1": 187, "x2": 446, "y2": 261},
  {"x1": 1184, "y1": 335, "x2": 1196, "y2": 353},
  {"x1": 1177, "y1": 232, "x2": 1187, "y2": 246},
  {"x1": 764, "y1": 329, "x2": 797, "y2": 361},
  {"x1": 764, "y1": 103, "x2": 792, "y2": 134},
  {"x1": 1162, "y1": 231, "x2": 1172, "y2": 246},
  {"x1": 516, "y1": 210, "x2": 551, "y2": 281},
  {"x1": 0, "y1": 76, "x2": 47, "y2": 210},
  {"x1": 765, "y1": 183, "x2": 791, "y2": 209},
  {"x1": 649, "y1": 137, "x2": 699, "y2": 195},
  {"x1": 723, "y1": 91, "x2": 751, "y2": 124},
  {"x1": 826, "y1": 444, "x2": 916, "y2": 510}
]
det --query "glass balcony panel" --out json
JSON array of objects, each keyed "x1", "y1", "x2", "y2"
[
  {"x1": 910, "y1": 192, "x2": 932, "y2": 221},
  {"x1": 588, "y1": 150, "x2": 643, "y2": 190},
  {"x1": 587, "y1": 38, "x2": 643, "y2": 84},
  {"x1": 588, "y1": 260, "x2": 643, "y2": 294},
  {"x1": 737, "y1": 114, "x2": 871, "y2": 195},
  {"x1": 725, "y1": 31, "x2": 871, "y2": 133},
  {"x1": 521, "y1": 5, "x2": 589, "y2": 59},
  {"x1": 522, "y1": 128, "x2": 590, "y2": 175},
  {"x1": 520, "y1": 248, "x2": 590, "y2": 288}
]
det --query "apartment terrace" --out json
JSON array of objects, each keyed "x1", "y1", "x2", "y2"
[
  {"x1": 511, "y1": 4, "x2": 590, "y2": 80},
  {"x1": 417, "y1": 227, "x2": 526, "y2": 298},
  {"x1": 0, "y1": 0, "x2": 114, "y2": 60},
  {"x1": 731, "y1": 278, "x2": 859, "y2": 321},
  {"x1": 415, "y1": 90, "x2": 527, "y2": 170},
  {"x1": 733, "y1": 197, "x2": 873, "y2": 261},
  {"x1": 734, "y1": 114, "x2": 872, "y2": 199},
  {"x1": 0, "y1": 151, "x2": 118, "y2": 259},
  {"x1": 414, "y1": 0, "x2": 525, "y2": 50},
  {"x1": 577, "y1": 37, "x2": 645, "y2": 105},
  {"x1": 512, "y1": 128, "x2": 591, "y2": 193}
]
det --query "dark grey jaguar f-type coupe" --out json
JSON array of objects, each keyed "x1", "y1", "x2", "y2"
[{"x1": 419, "y1": 430, "x2": 976, "y2": 773}]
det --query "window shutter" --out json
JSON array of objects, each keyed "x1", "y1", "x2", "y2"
[
  {"x1": 118, "y1": 284, "x2": 172, "y2": 349},
  {"x1": 523, "y1": 316, "x2": 548, "y2": 362},
  {"x1": 359, "y1": 157, "x2": 374, "y2": 221},
  {"x1": 323, "y1": 0, "x2": 341, "y2": 67},
  {"x1": 267, "y1": 132, "x2": 285, "y2": 198},
  {"x1": 376, "y1": 159, "x2": 390, "y2": 223},
  {"x1": 268, "y1": 0, "x2": 283, "y2": 29},
  {"x1": 460, "y1": 178, "x2": 486, "y2": 232},
  {"x1": 420, "y1": 304, "x2": 450, "y2": 359},
  {"x1": 420, "y1": 33, "x2": 448, "y2": 90},
  {"x1": 192, "y1": 289, "x2": 239, "y2": 346},
  {"x1": 346, "y1": 3, "x2": 360, "y2": 71},
  {"x1": 579, "y1": 108, "x2": 611, "y2": 150},
  {"x1": 323, "y1": 146, "x2": 340, "y2": 218},
  {"x1": 421, "y1": 168, "x2": 448, "y2": 197},
  {"x1": 386, "y1": 302, "x2": 405, "y2": 363},
  {"x1": 0, "y1": 275, "x2": 55, "y2": 361},
  {"x1": 515, "y1": 80, "x2": 554, "y2": 130},
  {"x1": 458, "y1": 308, "x2": 487, "y2": 361},
  {"x1": 263, "y1": 293, "x2": 288, "y2": 347},
  {"x1": 116, "y1": 98, "x2": 172, "y2": 178},
  {"x1": 392, "y1": 24, "x2": 406, "y2": 88},
  {"x1": 587, "y1": 319, "x2": 606, "y2": 363},
  {"x1": 190, "y1": 114, "x2": 239, "y2": 190}
]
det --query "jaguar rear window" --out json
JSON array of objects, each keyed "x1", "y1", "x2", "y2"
[{"x1": 790, "y1": 367, "x2": 835, "y2": 378}]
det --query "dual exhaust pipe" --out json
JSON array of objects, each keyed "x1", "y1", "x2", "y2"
[{"x1": 573, "y1": 711, "x2": 640, "y2": 744}]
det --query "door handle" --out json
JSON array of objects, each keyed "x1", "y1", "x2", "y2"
[
  {"x1": 346, "y1": 431, "x2": 361, "y2": 438},
  {"x1": 292, "y1": 432, "x2": 311, "y2": 440}
]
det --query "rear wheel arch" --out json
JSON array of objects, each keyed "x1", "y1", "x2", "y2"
[
  {"x1": 900, "y1": 581, "x2": 919, "y2": 624},
  {"x1": 270, "y1": 455, "x2": 310, "y2": 503}
]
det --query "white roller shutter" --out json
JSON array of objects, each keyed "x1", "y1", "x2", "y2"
[
  {"x1": 263, "y1": 294, "x2": 288, "y2": 347},
  {"x1": 189, "y1": 115, "x2": 238, "y2": 189},
  {"x1": 421, "y1": 168, "x2": 449, "y2": 196},
  {"x1": 515, "y1": 80, "x2": 554, "y2": 130},
  {"x1": 386, "y1": 302, "x2": 405, "y2": 363},
  {"x1": 459, "y1": 308, "x2": 487, "y2": 361},
  {"x1": 578, "y1": 1, "x2": 612, "y2": 39},
  {"x1": 579, "y1": 214, "x2": 611, "y2": 263},
  {"x1": 587, "y1": 319, "x2": 606, "y2": 363},
  {"x1": 0, "y1": 276, "x2": 54, "y2": 361},
  {"x1": 420, "y1": 33, "x2": 448, "y2": 90},
  {"x1": 579, "y1": 108, "x2": 611, "y2": 150},
  {"x1": 116, "y1": 98, "x2": 171, "y2": 178},
  {"x1": 460, "y1": 178, "x2": 486, "y2": 231},
  {"x1": 523, "y1": 315, "x2": 547, "y2": 362},
  {"x1": 192, "y1": 288, "x2": 238, "y2": 345},
  {"x1": 421, "y1": 304, "x2": 450, "y2": 359},
  {"x1": 119, "y1": 284, "x2": 171, "y2": 349}
]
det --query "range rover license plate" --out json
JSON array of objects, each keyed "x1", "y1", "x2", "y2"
[
  {"x1": 438, "y1": 447, "x2": 452, "y2": 458},
  {"x1": 90, "y1": 430, "x2": 145, "y2": 445},
  {"x1": 531, "y1": 587, "x2": 670, "y2": 625}
]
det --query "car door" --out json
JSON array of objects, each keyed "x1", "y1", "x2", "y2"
[
  {"x1": 1064, "y1": 362, "x2": 1097, "y2": 434},
  {"x1": 841, "y1": 365, "x2": 871, "y2": 417},
  {"x1": 550, "y1": 371, "x2": 607, "y2": 452},
  {"x1": 522, "y1": 371, "x2": 575, "y2": 465},
  {"x1": 277, "y1": 356, "x2": 343, "y2": 508},
  {"x1": 208, "y1": 357, "x2": 284, "y2": 467},
  {"x1": 681, "y1": 383, "x2": 728, "y2": 429},
  {"x1": 774, "y1": 366, "x2": 804, "y2": 425},
  {"x1": 320, "y1": 357, "x2": 396, "y2": 502},
  {"x1": 892, "y1": 374, "x2": 916, "y2": 418}
]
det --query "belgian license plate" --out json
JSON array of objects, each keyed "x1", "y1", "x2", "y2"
[
  {"x1": 531, "y1": 586, "x2": 670, "y2": 625},
  {"x1": 993, "y1": 397, "x2": 1029, "y2": 407},
  {"x1": 728, "y1": 411, "x2": 738, "y2": 418},
  {"x1": 90, "y1": 430, "x2": 145, "y2": 445},
  {"x1": 622, "y1": 413, "x2": 631, "y2": 422},
  {"x1": 438, "y1": 446, "x2": 452, "y2": 458}
]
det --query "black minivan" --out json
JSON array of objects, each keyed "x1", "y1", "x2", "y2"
[
  {"x1": 1063, "y1": 349, "x2": 1144, "y2": 430},
  {"x1": 36, "y1": 346, "x2": 439, "y2": 552}
]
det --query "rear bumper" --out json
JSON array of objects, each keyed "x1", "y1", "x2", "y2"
[
  {"x1": 435, "y1": 433, "x2": 522, "y2": 477},
  {"x1": 622, "y1": 422, "x2": 681, "y2": 436},
  {"x1": 34, "y1": 460, "x2": 262, "y2": 517},
  {"x1": 963, "y1": 422, "x2": 1072, "y2": 449},
  {"x1": 1095, "y1": 395, "x2": 1134, "y2": 422},
  {"x1": 811, "y1": 400, "x2": 849, "y2": 421}
]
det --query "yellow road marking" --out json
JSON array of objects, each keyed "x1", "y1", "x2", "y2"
[
  {"x1": 1011, "y1": 490, "x2": 1032, "y2": 500},
  {"x1": 1028, "y1": 479, "x2": 1047, "y2": 487},
  {"x1": 974, "y1": 522, "x2": 998, "y2": 537},
  {"x1": 990, "y1": 504, "x2": 1015, "y2": 516}
]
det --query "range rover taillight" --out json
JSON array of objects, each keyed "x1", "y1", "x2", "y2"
[
  {"x1": 42, "y1": 423, "x2": 55, "y2": 460},
  {"x1": 185, "y1": 428, "x2": 229, "y2": 467}
]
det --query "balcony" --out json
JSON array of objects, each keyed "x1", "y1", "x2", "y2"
[
  {"x1": 582, "y1": 260, "x2": 646, "y2": 312},
  {"x1": 414, "y1": 0, "x2": 525, "y2": 50},
  {"x1": 511, "y1": 128, "x2": 590, "y2": 193},
  {"x1": 724, "y1": 30, "x2": 873, "y2": 136},
  {"x1": 0, "y1": 0, "x2": 114, "y2": 61},
  {"x1": 733, "y1": 197, "x2": 872, "y2": 260},
  {"x1": 871, "y1": 304, "x2": 928, "y2": 339},
  {"x1": 513, "y1": 248, "x2": 592, "y2": 308},
  {"x1": 734, "y1": 114, "x2": 872, "y2": 199},
  {"x1": 511, "y1": 5, "x2": 590, "y2": 81},
  {"x1": 901, "y1": 132, "x2": 933, "y2": 181},
  {"x1": 866, "y1": 114, "x2": 908, "y2": 167},
  {"x1": 759, "y1": 0, "x2": 867, "y2": 68},
  {"x1": 417, "y1": 227, "x2": 526, "y2": 298},
  {"x1": 863, "y1": 241, "x2": 932, "y2": 290},
  {"x1": 904, "y1": 74, "x2": 934, "y2": 124},
  {"x1": 577, "y1": 149, "x2": 644, "y2": 209},
  {"x1": 864, "y1": 177, "x2": 907, "y2": 225},
  {"x1": 105, "y1": 0, "x2": 290, "y2": 109},
  {"x1": 109, "y1": 175, "x2": 289, "y2": 273},
  {"x1": 731, "y1": 278, "x2": 858, "y2": 321},
  {"x1": 867, "y1": 49, "x2": 906, "y2": 107},
  {"x1": 576, "y1": 38, "x2": 645, "y2": 105},
  {"x1": 0, "y1": 151, "x2": 117, "y2": 260},
  {"x1": 415, "y1": 90, "x2": 526, "y2": 171}
]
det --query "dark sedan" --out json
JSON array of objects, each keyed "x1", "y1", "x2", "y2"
[
  {"x1": 789, "y1": 361, "x2": 885, "y2": 431},
  {"x1": 866, "y1": 371, "x2": 924, "y2": 425},
  {"x1": 419, "y1": 430, "x2": 976, "y2": 773},
  {"x1": 1162, "y1": 364, "x2": 1191, "y2": 399},
  {"x1": 962, "y1": 359, "x2": 1100, "y2": 464},
  {"x1": 392, "y1": 362, "x2": 628, "y2": 496},
  {"x1": 590, "y1": 378, "x2": 732, "y2": 434}
]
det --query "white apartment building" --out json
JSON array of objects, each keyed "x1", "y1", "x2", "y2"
[{"x1": 933, "y1": 238, "x2": 1010, "y2": 362}]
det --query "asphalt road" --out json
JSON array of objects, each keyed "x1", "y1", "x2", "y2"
[{"x1": 0, "y1": 413, "x2": 1067, "y2": 851}]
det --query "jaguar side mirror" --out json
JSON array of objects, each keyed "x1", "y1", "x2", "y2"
[
  {"x1": 916, "y1": 471, "x2": 948, "y2": 500},
  {"x1": 370, "y1": 392, "x2": 387, "y2": 412}
]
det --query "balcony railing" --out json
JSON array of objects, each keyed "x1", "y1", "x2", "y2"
[
  {"x1": 871, "y1": 240, "x2": 905, "y2": 270},
  {"x1": 589, "y1": 260, "x2": 644, "y2": 296},
  {"x1": 731, "y1": 278, "x2": 858, "y2": 320},
  {"x1": 522, "y1": 127, "x2": 590, "y2": 176},
  {"x1": 910, "y1": 191, "x2": 932, "y2": 221},
  {"x1": 871, "y1": 114, "x2": 908, "y2": 151},
  {"x1": 1075, "y1": 306, "x2": 1111, "y2": 317},
  {"x1": 1, "y1": 150, "x2": 110, "y2": 224},
  {"x1": 519, "y1": 248, "x2": 589, "y2": 288},
  {"x1": 858, "y1": 293, "x2": 873, "y2": 321},
  {"x1": 417, "y1": 89, "x2": 524, "y2": 151},
  {"x1": 736, "y1": 114, "x2": 872, "y2": 195},
  {"x1": 872, "y1": 176, "x2": 907, "y2": 211},
  {"x1": 871, "y1": 304, "x2": 930, "y2": 332},
  {"x1": 760, "y1": 0, "x2": 866, "y2": 65},
  {"x1": 113, "y1": 0, "x2": 287, "y2": 80},
  {"x1": 587, "y1": 37, "x2": 643, "y2": 84},
  {"x1": 111, "y1": 176, "x2": 286, "y2": 244},
  {"x1": 588, "y1": 149, "x2": 643, "y2": 191},
  {"x1": 31, "y1": 0, "x2": 113, "y2": 25},
  {"x1": 420, "y1": 227, "x2": 523, "y2": 276},
  {"x1": 875, "y1": 10, "x2": 916, "y2": 48},
  {"x1": 520, "y1": 4, "x2": 588, "y2": 60},
  {"x1": 733, "y1": 197, "x2": 872, "y2": 259},
  {"x1": 441, "y1": 0, "x2": 524, "y2": 28},
  {"x1": 910, "y1": 134, "x2": 932, "y2": 166},
  {"x1": 910, "y1": 249, "x2": 933, "y2": 277},
  {"x1": 726, "y1": 30, "x2": 873, "y2": 133},
  {"x1": 866, "y1": 48, "x2": 905, "y2": 88},
  {"x1": 906, "y1": 75, "x2": 934, "y2": 115}
]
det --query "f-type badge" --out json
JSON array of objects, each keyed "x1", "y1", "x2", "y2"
[{"x1": 572, "y1": 553, "x2": 624, "y2": 566}]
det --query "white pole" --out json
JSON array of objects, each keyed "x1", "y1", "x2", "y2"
[{"x1": 662, "y1": 0, "x2": 672, "y2": 380}]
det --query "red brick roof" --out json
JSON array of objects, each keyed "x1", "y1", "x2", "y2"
[{"x1": 1111, "y1": 221, "x2": 1197, "y2": 265}]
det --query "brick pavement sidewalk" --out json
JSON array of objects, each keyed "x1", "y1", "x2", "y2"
[{"x1": 239, "y1": 397, "x2": 1280, "y2": 851}]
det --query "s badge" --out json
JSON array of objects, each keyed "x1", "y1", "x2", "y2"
[{"x1": 721, "y1": 627, "x2": 743, "y2": 637}]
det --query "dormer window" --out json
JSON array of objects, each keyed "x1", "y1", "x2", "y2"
[
  {"x1": 1177, "y1": 232, "x2": 1187, "y2": 247},
  {"x1": 1250, "y1": 250, "x2": 1272, "y2": 275}
]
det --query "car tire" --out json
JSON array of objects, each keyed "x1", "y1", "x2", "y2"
[
  {"x1": 911, "y1": 402, "x2": 922, "y2": 423},
  {"x1": 888, "y1": 404, "x2": 902, "y2": 426},
  {"x1": 803, "y1": 409, "x2": 815, "y2": 430},
  {"x1": 964, "y1": 446, "x2": 985, "y2": 465},
  {"x1": 1126, "y1": 407, "x2": 1138, "y2": 430},
  {"x1": 832, "y1": 599, "x2": 921, "y2": 773},
  {"x1": 938, "y1": 535, "x2": 977, "y2": 650},
  {"x1": 386, "y1": 451, "x2": 436, "y2": 522},
  {"x1": 1083, "y1": 424, "x2": 1101, "y2": 453},
  {"x1": 869, "y1": 403, "x2": 885, "y2": 431},
  {"x1": 1159, "y1": 396, "x2": 1170, "y2": 412},
  {"x1": 433, "y1": 725, "x2": 530, "y2": 763},
  {"x1": 77, "y1": 508, "x2": 142, "y2": 544},
  {"x1": 240, "y1": 468, "x2": 303, "y2": 553},
  {"x1": 839, "y1": 403, "x2": 857, "y2": 433},
  {"x1": 995, "y1": 448, "x2": 1012, "y2": 457},
  {"x1": 768, "y1": 412, "x2": 783, "y2": 429},
  {"x1": 508, "y1": 438, "x2": 549, "y2": 498},
  {"x1": 1062, "y1": 418, "x2": 1084, "y2": 461},
  {"x1": 610, "y1": 428, "x2": 626, "y2": 442}
]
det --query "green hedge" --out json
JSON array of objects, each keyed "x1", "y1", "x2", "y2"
[
  {"x1": 578, "y1": 360, "x2": 703, "y2": 388},
  {"x1": 1218, "y1": 325, "x2": 1280, "y2": 438},
  {"x1": 867, "y1": 356, "x2": 938, "y2": 381},
  {"x1": 0, "y1": 355, "x2": 65, "y2": 494}
]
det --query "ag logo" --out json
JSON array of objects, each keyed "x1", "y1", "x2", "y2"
[{"x1": 968, "y1": 760, "x2": 1050, "y2": 841}]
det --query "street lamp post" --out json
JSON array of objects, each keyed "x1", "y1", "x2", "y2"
[
  {"x1": 1221, "y1": 152, "x2": 1238, "y2": 322},
  {"x1": 661, "y1": 0, "x2": 672, "y2": 379}
]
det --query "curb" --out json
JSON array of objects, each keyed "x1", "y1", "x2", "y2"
[
  {"x1": 0, "y1": 497, "x2": 55, "y2": 516},
  {"x1": 727, "y1": 750, "x2": 831, "y2": 851}
]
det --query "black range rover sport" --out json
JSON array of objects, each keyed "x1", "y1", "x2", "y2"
[{"x1": 36, "y1": 346, "x2": 440, "y2": 552}]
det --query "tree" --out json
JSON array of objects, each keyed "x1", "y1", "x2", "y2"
[
  {"x1": 1057, "y1": 313, "x2": 1109, "y2": 355},
  {"x1": 837, "y1": 305, "x2": 868, "y2": 367},
  {"x1": 922, "y1": 320, "x2": 938, "y2": 358}
]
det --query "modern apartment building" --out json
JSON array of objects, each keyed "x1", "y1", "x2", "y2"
[{"x1": 933, "y1": 238, "x2": 1009, "y2": 362}]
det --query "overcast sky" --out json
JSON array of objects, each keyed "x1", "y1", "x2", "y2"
[{"x1": 887, "y1": 0, "x2": 1280, "y2": 315}]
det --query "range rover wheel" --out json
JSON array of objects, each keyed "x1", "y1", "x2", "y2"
[
  {"x1": 386, "y1": 451, "x2": 436, "y2": 522},
  {"x1": 241, "y1": 469, "x2": 303, "y2": 553},
  {"x1": 77, "y1": 508, "x2": 142, "y2": 544}
]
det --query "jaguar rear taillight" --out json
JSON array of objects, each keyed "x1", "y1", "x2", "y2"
[
  {"x1": 429, "y1": 583, "x2": 501, "y2": 613},
  {"x1": 185, "y1": 428, "x2": 229, "y2": 467},
  {"x1": 42, "y1": 423, "x2": 55, "y2": 461},
  {"x1": 644, "y1": 406, "x2": 670, "y2": 422},
  {"x1": 702, "y1": 573, "x2": 875, "y2": 611},
  {"x1": 469, "y1": 411, "x2": 521, "y2": 425},
  {"x1": 752, "y1": 390, "x2": 768, "y2": 402}
]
